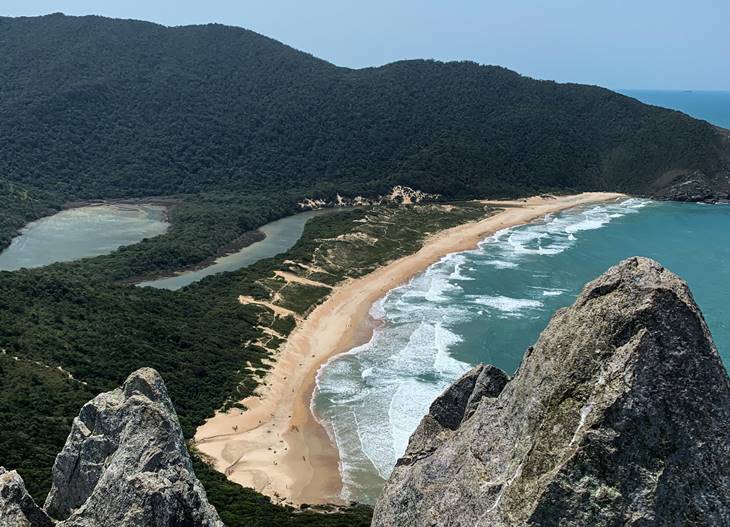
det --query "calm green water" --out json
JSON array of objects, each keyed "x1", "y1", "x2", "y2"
[
  {"x1": 139, "y1": 209, "x2": 334, "y2": 290},
  {"x1": 620, "y1": 89, "x2": 730, "y2": 129},
  {"x1": 0, "y1": 205, "x2": 168, "y2": 271},
  {"x1": 313, "y1": 199, "x2": 730, "y2": 503}
]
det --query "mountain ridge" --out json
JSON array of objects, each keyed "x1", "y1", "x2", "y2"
[
  {"x1": 1, "y1": 13, "x2": 728, "y2": 201},
  {"x1": 1, "y1": 13, "x2": 728, "y2": 271}
]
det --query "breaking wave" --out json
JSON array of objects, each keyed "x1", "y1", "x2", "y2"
[{"x1": 312, "y1": 198, "x2": 651, "y2": 503}]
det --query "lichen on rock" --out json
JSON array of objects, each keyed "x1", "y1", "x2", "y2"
[
  {"x1": 373, "y1": 257, "x2": 730, "y2": 527},
  {"x1": 0, "y1": 468, "x2": 53, "y2": 527}
]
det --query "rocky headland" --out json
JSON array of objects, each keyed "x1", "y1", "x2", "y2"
[
  {"x1": 2, "y1": 257, "x2": 729, "y2": 526},
  {"x1": 373, "y1": 257, "x2": 730, "y2": 526}
]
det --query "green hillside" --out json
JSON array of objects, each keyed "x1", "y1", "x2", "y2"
[{"x1": 1, "y1": 14, "x2": 728, "y2": 265}]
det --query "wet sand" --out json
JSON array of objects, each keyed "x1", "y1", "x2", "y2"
[{"x1": 193, "y1": 192, "x2": 625, "y2": 505}]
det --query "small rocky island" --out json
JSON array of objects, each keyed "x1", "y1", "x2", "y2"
[
  {"x1": 2, "y1": 257, "x2": 728, "y2": 526},
  {"x1": 374, "y1": 257, "x2": 730, "y2": 526}
]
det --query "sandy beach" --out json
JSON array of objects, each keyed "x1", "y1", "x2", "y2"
[{"x1": 193, "y1": 192, "x2": 625, "y2": 505}]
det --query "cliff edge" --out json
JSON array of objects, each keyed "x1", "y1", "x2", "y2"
[{"x1": 373, "y1": 257, "x2": 730, "y2": 526}]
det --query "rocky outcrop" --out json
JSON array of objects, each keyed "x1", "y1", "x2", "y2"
[
  {"x1": 652, "y1": 165, "x2": 730, "y2": 203},
  {"x1": 46, "y1": 367, "x2": 222, "y2": 527},
  {"x1": 650, "y1": 128, "x2": 730, "y2": 203},
  {"x1": 373, "y1": 257, "x2": 730, "y2": 527},
  {"x1": 0, "y1": 468, "x2": 53, "y2": 527},
  {"x1": 397, "y1": 364, "x2": 509, "y2": 466},
  {"x1": 0, "y1": 368, "x2": 222, "y2": 527},
  {"x1": 298, "y1": 186, "x2": 441, "y2": 209}
]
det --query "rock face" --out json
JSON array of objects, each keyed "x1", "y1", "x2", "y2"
[
  {"x1": 651, "y1": 128, "x2": 730, "y2": 203},
  {"x1": 45, "y1": 367, "x2": 222, "y2": 527},
  {"x1": 0, "y1": 468, "x2": 53, "y2": 527},
  {"x1": 397, "y1": 365, "x2": 510, "y2": 467},
  {"x1": 373, "y1": 257, "x2": 730, "y2": 527},
  {"x1": 298, "y1": 185, "x2": 441, "y2": 209},
  {"x1": 0, "y1": 368, "x2": 223, "y2": 527},
  {"x1": 652, "y1": 165, "x2": 730, "y2": 203}
]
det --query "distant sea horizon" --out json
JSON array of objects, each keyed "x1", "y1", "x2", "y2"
[{"x1": 619, "y1": 89, "x2": 730, "y2": 129}]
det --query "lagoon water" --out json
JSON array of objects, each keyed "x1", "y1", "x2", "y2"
[
  {"x1": 139, "y1": 209, "x2": 334, "y2": 290},
  {"x1": 313, "y1": 199, "x2": 730, "y2": 503},
  {"x1": 0, "y1": 205, "x2": 168, "y2": 271}
]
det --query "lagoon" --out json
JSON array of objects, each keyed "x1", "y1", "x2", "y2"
[
  {"x1": 0, "y1": 204, "x2": 169, "y2": 271},
  {"x1": 138, "y1": 209, "x2": 334, "y2": 290}
]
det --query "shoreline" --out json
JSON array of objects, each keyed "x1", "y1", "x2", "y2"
[
  {"x1": 193, "y1": 192, "x2": 625, "y2": 505},
  {"x1": 125, "y1": 229, "x2": 266, "y2": 285},
  {"x1": 60, "y1": 198, "x2": 269, "y2": 286},
  {"x1": 132, "y1": 208, "x2": 343, "y2": 287}
]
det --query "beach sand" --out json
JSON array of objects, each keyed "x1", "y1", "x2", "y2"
[{"x1": 193, "y1": 192, "x2": 625, "y2": 505}]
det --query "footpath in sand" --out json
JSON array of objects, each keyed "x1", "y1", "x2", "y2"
[{"x1": 194, "y1": 192, "x2": 625, "y2": 505}]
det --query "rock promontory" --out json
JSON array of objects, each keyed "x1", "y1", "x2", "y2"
[
  {"x1": 373, "y1": 257, "x2": 730, "y2": 526},
  {"x1": 0, "y1": 468, "x2": 53, "y2": 527},
  {"x1": 1, "y1": 368, "x2": 223, "y2": 527}
]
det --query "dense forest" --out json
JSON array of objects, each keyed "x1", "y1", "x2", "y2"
[
  {"x1": 1, "y1": 14, "x2": 729, "y2": 270},
  {"x1": 1, "y1": 12, "x2": 729, "y2": 526},
  {"x1": 0, "y1": 204, "x2": 490, "y2": 524}
]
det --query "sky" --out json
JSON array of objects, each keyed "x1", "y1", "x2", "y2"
[{"x1": 2, "y1": 0, "x2": 728, "y2": 90}]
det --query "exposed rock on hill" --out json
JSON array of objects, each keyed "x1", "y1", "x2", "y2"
[
  {"x1": 298, "y1": 186, "x2": 441, "y2": 210},
  {"x1": 652, "y1": 168, "x2": 730, "y2": 203},
  {"x1": 398, "y1": 364, "x2": 510, "y2": 467},
  {"x1": 0, "y1": 368, "x2": 223, "y2": 527},
  {"x1": 373, "y1": 257, "x2": 730, "y2": 527}
]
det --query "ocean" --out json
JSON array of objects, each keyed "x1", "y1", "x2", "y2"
[
  {"x1": 619, "y1": 89, "x2": 730, "y2": 129},
  {"x1": 312, "y1": 90, "x2": 730, "y2": 504}
]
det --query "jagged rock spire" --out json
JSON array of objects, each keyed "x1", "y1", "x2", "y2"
[
  {"x1": 374, "y1": 257, "x2": 730, "y2": 526},
  {"x1": 1, "y1": 368, "x2": 223, "y2": 527},
  {"x1": 45, "y1": 367, "x2": 223, "y2": 526},
  {"x1": 0, "y1": 468, "x2": 53, "y2": 527}
]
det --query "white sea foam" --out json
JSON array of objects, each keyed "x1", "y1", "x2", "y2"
[
  {"x1": 433, "y1": 323, "x2": 467, "y2": 375},
  {"x1": 542, "y1": 289, "x2": 566, "y2": 297},
  {"x1": 313, "y1": 197, "x2": 652, "y2": 503},
  {"x1": 402, "y1": 263, "x2": 462, "y2": 303},
  {"x1": 473, "y1": 198, "x2": 651, "y2": 263},
  {"x1": 448, "y1": 253, "x2": 475, "y2": 281},
  {"x1": 369, "y1": 295, "x2": 388, "y2": 320},
  {"x1": 471, "y1": 295, "x2": 543, "y2": 315},
  {"x1": 480, "y1": 259, "x2": 519, "y2": 269}
]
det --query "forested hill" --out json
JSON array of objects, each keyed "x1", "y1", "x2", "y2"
[{"x1": 1, "y1": 13, "x2": 729, "y2": 206}]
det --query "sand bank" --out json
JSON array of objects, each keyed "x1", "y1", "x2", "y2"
[{"x1": 194, "y1": 192, "x2": 625, "y2": 505}]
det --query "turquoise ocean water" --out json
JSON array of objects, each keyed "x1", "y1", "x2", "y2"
[{"x1": 313, "y1": 91, "x2": 730, "y2": 503}]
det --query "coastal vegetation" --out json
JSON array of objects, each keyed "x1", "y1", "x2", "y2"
[
  {"x1": 1, "y1": 14, "x2": 728, "y2": 273},
  {"x1": 0, "y1": 202, "x2": 490, "y2": 523},
  {"x1": 0, "y1": 180, "x2": 61, "y2": 250}
]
